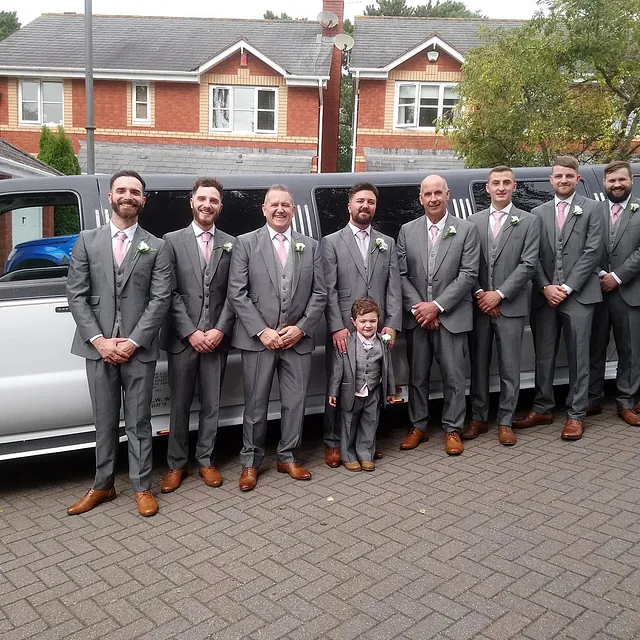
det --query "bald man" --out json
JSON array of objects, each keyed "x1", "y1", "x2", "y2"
[{"x1": 397, "y1": 175, "x2": 480, "y2": 455}]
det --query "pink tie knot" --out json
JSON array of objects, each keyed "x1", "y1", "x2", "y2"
[
  {"x1": 430, "y1": 224, "x2": 439, "y2": 242},
  {"x1": 275, "y1": 233, "x2": 287, "y2": 267},
  {"x1": 557, "y1": 201, "x2": 568, "y2": 229},
  {"x1": 200, "y1": 231, "x2": 212, "y2": 263},
  {"x1": 611, "y1": 203, "x2": 623, "y2": 222},
  {"x1": 114, "y1": 231, "x2": 127, "y2": 267}
]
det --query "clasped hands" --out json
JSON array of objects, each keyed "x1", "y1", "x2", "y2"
[
  {"x1": 543, "y1": 284, "x2": 568, "y2": 308},
  {"x1": 600, "y1": 273, "x2": 619, "y2": 293},
  {"x1": 476, "y1": 290, "x2": 501, "y2": 318},
  {"x1": 328, "y1": 393, "x2": 395, "y2": 408},
  {"x1": 94, "y1": 336, "x2": 137, "y2": 365},
  {"x1": 188, "y1": 328, "x2": 225, "y2": 353},
  {"x1": 259, "y1": 326, "x2": 304, "y2": 350},
  {"x1": 412, "y1": 301, "x2": 441, "y2": 330}
]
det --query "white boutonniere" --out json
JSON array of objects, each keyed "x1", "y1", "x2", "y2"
[
  {"x1": 630, "y1": 202, "x2": 639, "y2": 214},
  {"x1": 510, "y1": 215, "x2": 521, "y2": 226},
  {"x1": 294, "y1": 242, "x2": 305, "y2": 254},
  {"x1": 381, "y1": 333, "x2": 392, "y2": 345},
  {"x1": 573, "y1": 205, "x2": 583, "y2": 216},
  {"x1": 443, "y1": 225, "x2": 457, "y2": 239},
  {"x1": 371, "y1": 237, "x2": 388, "y2": 253},
  {"x1": 137, "y1": 241, "x2": 151, "y2": 253},
  {"x1": 214, "y1": 242, "x2": 233, "y2": 252}
]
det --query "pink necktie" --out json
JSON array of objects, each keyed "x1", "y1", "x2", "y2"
[
  {"x1": 275, "y1": 233, "x2": 287, "y2": 267},
  {"x1": 491, "y1": 211, "x2": 504, "y2": 239},
  {"x1": 611, "y1": 203, "x2": 623, "y2": 224},
  {"x1": 356, "y1": 229, "x2": 368, "y2": 262},
  {"x1": 200, "y1": 231, "x2": 212, "y2": 264},
  {"x1": 430, "y1": 224, "x2": 439, "y2": 243},
  {"x1": 114, "y1": 231, "x2": 127, "y2": 267},
  {"x1": 557, "y1": 201, "x2": 568, "y2": 230}
]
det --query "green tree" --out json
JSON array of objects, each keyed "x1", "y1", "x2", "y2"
[
  {"x1": 0, "y1": 10, "x2": 20, "y2": 41},
  {"x1": 38, "y1": 126, "x2": 81, "y2": 234},
  {"x1": 263, "y1": 10, "x2": 294, "y2": 20},
  {"x1": 364, "y1": 0, "x2": 484, "y2": 18}
]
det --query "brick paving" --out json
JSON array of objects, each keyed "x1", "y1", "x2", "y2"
[{"x1": 1, "y1": 392, "x2": 640, "y2": 640}]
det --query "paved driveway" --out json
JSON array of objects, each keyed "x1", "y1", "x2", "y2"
[{"x1": 1, "y1": 392, "x2": 640, "y2": 640}]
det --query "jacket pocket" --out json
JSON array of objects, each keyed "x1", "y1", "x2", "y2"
[
  {"x1": 88, "y1": 296, "x2": 100, "y2": 306},
  {"x1": 338, "y1": 288, "x2": 351, "y2": 298},
  {"x1": 249, "y1": 293, "x2": 259, "y2": 303}
]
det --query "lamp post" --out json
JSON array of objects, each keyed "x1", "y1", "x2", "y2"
[{"x1": 85, "y1": 0, "x2": 95, "y2": 174}]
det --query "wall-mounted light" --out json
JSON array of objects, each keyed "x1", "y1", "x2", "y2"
[
  {"x1": 240, "y1": 46, "x2": 248, "y2": 67},
  {"x1": 427, "y1": 48, "x2": 439, "y2": 63}
]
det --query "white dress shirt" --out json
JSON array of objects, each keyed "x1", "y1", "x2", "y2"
[
  {"x1": 192, "y1": 220, "x2": 215, "y2": 240},
  {"x1": 475, "y1": 202, "x2": 513, "y2": 300},
  {"x1": 348, "y1": 222, "x2": 371, "y2": 260},
  {"x1": 553, "y1": 194, "x2": 576, "y2": 294},
  {"x1": 267, "y1": 224, "x2": 292, "y2": 252}
]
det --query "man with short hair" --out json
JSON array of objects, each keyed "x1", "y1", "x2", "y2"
[
  {"x1": 160, "y1": 178, "x2": 235, "y2": 493},
  {"x1": 321, "y1": 182, "x2": 401, "y2": 467},
  {"x1": 227, "y1": 184, "x2": 327, "y2": 491},
  {"x1": 464, "y1": 167, "x2": 540, "y2": 446},
  {"x1": 588, "y1": 161, "x2": 640, "y2": 426},
  {"x1": 66, "y1": 170, "x2": 171, "y2": 517},
  {"x1": 397, "y1": 174, "x2": 480, "y2": 455},
  {"x1": 514, "y1": 156, "x2": 604, "y2": 440}
]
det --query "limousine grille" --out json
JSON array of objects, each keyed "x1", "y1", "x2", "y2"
[
  {"x1": 451, "y1": 197, "x2": 474, "y2": 219},
  {"x1": 293, "y1": 204, "x2": 315, "y2": 238}
]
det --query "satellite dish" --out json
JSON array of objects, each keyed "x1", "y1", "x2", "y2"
[
  {"x1": 334, "y1": 33, "x2": 355, "y2": 52},
  {"x1": 317, "y1": 10, "x2": 339, "y2": 28}
]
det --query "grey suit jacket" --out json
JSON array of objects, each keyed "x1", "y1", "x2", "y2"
[
  {"x1": 398, "y1": 214, "x2": 480, "y2": 334},
  {"x1": 160, "y1": 226, "x2": 236, "y2": 353},
  {"x1": 468, "y1": 207, "x2": 541, "y2": 317},
  {"x1": 597, "y1": 198, "x2": 640, "y2": 307},
  {"x1": 531, "y1": 195, "x2": 603, "y2": 307},
  {"x1": 322, "y1": 225, "x2": 402, "y2": 333},
  {"x1": 328, "y1": 332, "x2": 395, "y2": 412},
  {"x1": 67, "y1": 224, "x2": 171, "y2": 362},
  {"x1": 227, "y1": 225, "x2": 327, "y2": 353}
]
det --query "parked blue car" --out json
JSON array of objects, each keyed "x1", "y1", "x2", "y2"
[{"x1": 4, "y1": 234, "x2": 78, "y2": 273}]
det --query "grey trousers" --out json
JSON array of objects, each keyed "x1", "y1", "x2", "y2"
[
  {"x1": 323, "y1": 339, "x2": 341, "y2": 448},
  {"x1": 589, "y1": 289, "x2": 640, "y2": 410},
  {"x1": 530, "y1": 295, "x2": 594, "y2": 420},
  {"x1": 469, "y1": 313, "x2": 525, "y2": 427},
  {"x1": 340, "y1": 387, "x2": 381, "y2": 463},
  {"x1": 239, "y1": 348, "x2": 311, "y2": 469},
  {"x1": 86, "y1": 357, "x2": 156, "y2": 492},
  {"x1": 406, "y1": 325, "x2": 467, "y2": 433},
  {"x1": 167, "y1": 347, "x2": 227, "y2": 470}
]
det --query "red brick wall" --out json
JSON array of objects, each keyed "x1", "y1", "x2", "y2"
[
  {"x1": 209, "y1": 50, "x2": 282, "y2": 77},
  {"x1": 73, "y1": 79, "x2": 128, "y2": 129},
  {"x1": 154, "y1": 83, "x2": 199, "y2": 132},
  {"x1": 287, "y1": 87, "x2": 319, "y2": 137},
  {"x1": 43, "y1": 205, "x2": 54, "y2": 238},
  {"x1": 358, "y1": 81, "x2": 386, "y2": 129},
  {"x1": 0, "y1": 77, "x2": 8, "y2": 125},
  {"x1": 395, "y1": 49, "x2": 461, "y2": 73}
]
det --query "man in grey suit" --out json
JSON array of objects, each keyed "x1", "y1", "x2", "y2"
[
  {"x1": 588, "y1": 161, "x2": 640, "y2": 426},
  {"x1": 463, "y1": 167, "x2": 540, "y2": 446},
  {"x1": 227, "y1": 185, "x2": 327, "y2": 491},
  {"x1": 514, "y1": 156, "x2": 604, "y2": 440},
  {"x1": 321, "y1": 182, "x2": 402, "y2": 467},
  {"x1": 66, "y1": 170, "x2": 171, "y2": 517},
  {"x1": 397, "y1": 174, "x2": 480, "y2": 455},
  {"x1": 160, "y1": 178, "x2": 236, "y2": 494}
]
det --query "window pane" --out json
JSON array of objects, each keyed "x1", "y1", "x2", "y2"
[
  {"x1": 21, "y1": 102, "x2": 39, "y2": 122},
  {"x1": 443, "y1": 86, "x2": 458, "y2": 106},
  {"x1": 42, "y1": 81, "x2": 62, "y2": 103},
  {"x1": 135, "y1": 103, "x2": 148, "y2": 120},
  {"x1": 397, "y1": 105, "x2": 414, "y2": 125},
  {"x1": 212, "y1": 87, "x2": 229, "y2": 109},
  {"x1": 135, "y1": 84, "x2": 148, "y2": 102},
  {"x1": 43, "y1": 102, "x2": 63, "y2": 125},
  {"x1": 257, "y1": 110, "x2": 275, "y2": 131},
  {"x1": 234, "y1": 109, "x2": 254, "y2": 132},
  {"x1": 420, "y1": 85, "x2": 439, "y2": 100},
  {"x1": 212, "y1": 109, "x2": 230, "y2": 129},
  {"x1": 21, "y1": 81, "x2": 39, "y2": 102},
  {"x1": 234, "y1": 87, "x2": 254, "y2": 110},
  {"x1": 257, "y1": 90, "x2": 275, "y2": 110},
  {"x1": 418, "y1": 107, "x2": 438, "y2": 127},
  {"x1": 398, "y1": 85, "x2": 415, "y2": 101}
]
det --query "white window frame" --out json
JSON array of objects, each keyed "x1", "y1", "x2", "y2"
[
  {"x1": 132, "y1": 82, "x2": 151, "y2": 125},
  {"x1": 393, "y1": 81, "x2": 459, "y2": 130},
  {"x1": 18, "y1": 79, "x2": 64, "y2": 126},
  {"x1": 208, "y1": 85, "x2": 278, "y2": 135}
]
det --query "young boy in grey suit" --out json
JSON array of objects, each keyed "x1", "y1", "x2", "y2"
[{"x1": 328, "y1": 298, "x2": 396, "y2": 472}]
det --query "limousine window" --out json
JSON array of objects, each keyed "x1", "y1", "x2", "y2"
[
  {"x1": 0, "y1": 191, "x2": 81, "y2": 284},
  {"x1": 314, "y1": 185, "x2": 423, "y2": 240},
  {"x1": 471, "y1": 179, "x2": 590, "y2": 213},
  {"x1": 140, "y1": 188, "x2": 268, "y2": 239}
]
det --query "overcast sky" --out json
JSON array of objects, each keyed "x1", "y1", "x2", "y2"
[{"x1": 8, "y1": 0, "x2": 542, "y2": 28}]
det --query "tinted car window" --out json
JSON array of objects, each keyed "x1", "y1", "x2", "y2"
[
  {"x1": 471, "y1": 179, "x2": 590, "y2": 213},
  {"x1": 140, "y1": 188, "x2": 268, "y2": 239},
  {"x1": 315, "y1": 185, "x2": 423, "y2": 240},
  {"x1": 633, "y1": 175, "x2": 640, "y2": 199}
]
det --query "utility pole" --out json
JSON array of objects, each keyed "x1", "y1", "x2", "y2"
[{"x1": 85, "y1": 0, "x2": 95, "y2": 174}]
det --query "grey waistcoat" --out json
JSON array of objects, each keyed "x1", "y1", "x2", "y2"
[
  {"x1": 197, "y1": 241, "x2": 213, "y2": 331},
  {"x1": 112, "y1": 257, "x2": 125, "y2": 338},
  {"x1": 354, "y1": 337, "x2": 383, "y2": 394},
  {"x1": 273, "y1": 242, "x2": 294, "y2": 330},
  {"x1": 488, "y1": 216, "x2": 504, "y2": 290},
  {"x1": 552, "y1": 220, "x2": 566, "y2": 286},
  {"x1": 610, "y1": 212, "x2": 622, "y2": 256},
  {"x1": 427, "y1": 226, "x2": 441, "y2": 302}
]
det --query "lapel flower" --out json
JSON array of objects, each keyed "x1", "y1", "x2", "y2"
[
  {"x1": 294, "y1": 242, "x2": 305, "y2": 254},
  {"x1": 214, "y1": 242, "x2": 233, "y2": 252},
  {"x1": 443, "y1": 225, "x2": 457, "y2": 239},
  {"x1": 510, "y1": 215, "x2": 521, "y2": 226},
  {"x1": 573, "y1": 205, "x2": 583, "y2": 216},
  {"x1": 371, "y1": 237, "x2": 389, "y2": 253},
  {"x1": 381, "y1": 333, "x2": 392, "y2": 345},
  {"x1": 137, "y1": 240, "x2": 151, "y2": 253},
  {"x1": 630, "y1": 202, "x2": 639, "y2": 214}
]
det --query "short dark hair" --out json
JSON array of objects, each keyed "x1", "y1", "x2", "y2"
[
  {"x1": 109, "y1": 170, "x2": 145, "y2": 192},
  {"x1": 604, "y1": 160, "x2": 632, "y2": 179},
  {"x1": 488, "y1": 166, "x2": 514, "y2": 179},
  {"x1": 351, "y1": 297, "x2": 380, "y2": 320},
  {"x1": 349, "y1": 182, "x2": 379, "y2": 200},
  {"x1": 191, "y1": 177, "x2": 224, "y2": 199},
  {"x1": 552, "y1": 155, "x2": 579, "y2": 172},
  {"x1": 265, "y1": 184, "x2": 294, "y2": 204}
]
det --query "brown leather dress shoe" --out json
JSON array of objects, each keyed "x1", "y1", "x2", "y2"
[
  {"x1": 239, "y1": 467, "x2": 258, "y2": 492},
  {"x1": 618, "y1": 409, "x2": 640, "y2": 426},
  {"x1": 276, "y1": 461, "x2": 312, "y2": 480},
  {"x1": 161, "y1": 469, "x2": 186, "y2": 493},
  {"x1": 561, "y1": 419, "x2": 584, "y2": 440},
  {"x1": 513, "y1": 411, "x2": 553, "y2": 429},
  {"x1": 374, "y1": 450, "x2": 384, "y2": 459},
  {"x1": 498, "y1": 425, "x2": 516, "y2": 446},
  {"x1": 199, "y1": 466, "x2": 223, "y2": 487},
  {"x1": 399, "y1": 428, "x2": 428, "y2": 450},
  {"x1": 325, "y1": 447, "x2": 341, "y2": 468},
  {"x1": 67, "y1": 487, "x2": 116, "y2": 515},
  {"x1": 445, "y1": 432, "x2": 464, "y2": 455},
  {"x1": 634, "y1": 401, "x2": 640, "y2": 415},
  {"x1": 360, "y1": 461, "x2": 375, "y2": 472},
  {"x1": 461, "y1": 420, "x2": 488, "y2": 440},
  {"x1": 135, "y1": 491, "x2": 158, "y2": 517},
  {"x1": 343, "y1": 460, "x2": 361, "y2": 472},
  {"x1": 586, "y1": 405, "x2": 602, "y2": 417}
]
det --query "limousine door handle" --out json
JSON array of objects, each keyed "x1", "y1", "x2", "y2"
[{"x1": 55, "y1": 306, "x2": 71, "y2": 313}]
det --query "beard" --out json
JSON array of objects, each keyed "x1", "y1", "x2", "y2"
[
  {"x1": 607, "y1": 186, "x2": 632, "y2": 204},
  {"x1": 112, "y1": 199, "x2": 142, "y2": 219},
  {"x1": 351, "y1": 208, "x2": 374, "y2": 225}
]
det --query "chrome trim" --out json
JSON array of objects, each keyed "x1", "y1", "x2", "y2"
[{"x1": 303, "y1": 204, "x2": 314, "y2": 238}]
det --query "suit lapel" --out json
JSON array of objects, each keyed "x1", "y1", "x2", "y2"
[
  {"x1": 368, "y1": 229, "x2": 382, "y2": 280},
  {"x1": 542, "y1": 201, "x2": 556, "y2": 251},
  {"x1": 561, "y1": 197, "x2": 581, "y2": 243},
  {"x1": 433, "y1": 214, "x2": 453, "y2": 277},
  {"x1": 478, "y1": 210, "x2": 490, "y2": 264},
  {"x1": 291, "y1": 230, "x2": 304, "y2": 296},
  {"x1": 417, "y1": 217, "x2": 431, "y2": 279},
  {"x1": 183, "y1": 227, "x2": 203, "y2": 281},
  {"x1": 347, "y1": 334, "x2": 357, "y2": 382},
  {"x1": 258, "y1": 226, "x2": 279, "y2": 292},
  {"x1": 208, "y1": 228, "x2": 226, "y2": 277},
  {"x1": 612, "y1": 199, "x2": 636, "y2": 250},
  {"x1": 341, "y1": 226, "x2": 368, "y2": 284},
  {"x1": 121, "y1": 226, "x2": 145, "y2": 289},
  {"x1": 99, "y1": 224, "x2": 115, "y2": 294},
  {"x1": 494, "y1": 216, "x2": 516, "y2": 262}
]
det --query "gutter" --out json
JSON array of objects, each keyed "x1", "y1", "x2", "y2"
[{"x1": 317, "y1": 79, "x2": 324, "y2": 174}]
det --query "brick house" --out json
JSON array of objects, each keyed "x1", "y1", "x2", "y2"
[
  {"x1": 349, "y1": 16, "x2": 521, "y2": 172},
  {"x1": 0, "y1": 0, "x2": 344, "y2": 174}
]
